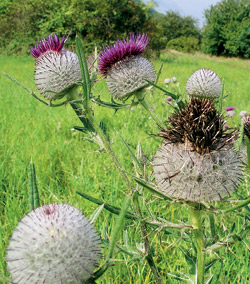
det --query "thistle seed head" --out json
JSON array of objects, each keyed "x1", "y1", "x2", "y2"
[
  {"x1": 243, "y1": 115, "x2": 250, "y2": 140},
  {"x1": 153, "y1": 97, "x2": 242, "y2": 203},
  {"x1": 106, "y1": 56, "x2": 155, "y2": 100},
  {"x1": 158, "y1": 98, "x2": 236, "y2": 154},
  {"x1": 153, "y1": 142, "x2": 242, "y2": 203},
  {"x1": 6, "y1": 204, "x2": 101, "y2": 284},
  {"x1": 186, "y1": 69, "x2": 222, "y2": 98}
]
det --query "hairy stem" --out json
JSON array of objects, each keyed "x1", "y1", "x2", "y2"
[
  {"x1": 190, "y1": 203, "x2": 205, "y2": 284},
  {"x1": 136, "y1": 91, "x2": 165, "y2": 128},
  {"x1": 133, "y1": 192, "x2": 163, "y2": 284}
]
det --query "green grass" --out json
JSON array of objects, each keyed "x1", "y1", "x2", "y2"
[{"x1": 1, "y1": 51, "x2": 250, "y2": 283}]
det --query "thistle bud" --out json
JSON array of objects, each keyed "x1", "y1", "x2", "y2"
[
  {"x1": 6, "y1": 204, "x2": 101, "y2": 284},
  {"x1": 186, "y1": 69, "x2": 222, "y2": 98}
]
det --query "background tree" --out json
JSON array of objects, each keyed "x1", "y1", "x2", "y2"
[
  {"x1": 202, "y1": 0, "x2": 250, "y2": 57},
  {"x1": 0, "y1": 0, "x2": 165, "y2": 54},
  {"x1": 157, "y1": 11, "x2": 201, "y2": 52}
]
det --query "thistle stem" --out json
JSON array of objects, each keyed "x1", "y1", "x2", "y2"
[
  {"x1": 136, "y1": 92, "x2": 165, "y2": 128},
  {"x1": 133, "y1": 192, "x2": 163, "y2": 284},
  {"x1": 86, "y1": 111, "x2": 162, "y2": 282},
  {"x1": 190, "y1": 203, "x2": 205, "y2": 284}
]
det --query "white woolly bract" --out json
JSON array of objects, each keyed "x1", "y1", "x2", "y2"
[
  {"x1": 186, "y1": 69, "x2": 222, "y2": 98},
  {"x1": 106, "y1": 56, "x2": 155, "y2": 100},
  {"x1": 6, "y1": 204, "x2": 101, "y2": 284},
  {"x1": 35, "y1": 49, "x2": 81, "y2": 100},
  {"x1": 153, "y1": 142, "x2": 242, "y2": 203}
]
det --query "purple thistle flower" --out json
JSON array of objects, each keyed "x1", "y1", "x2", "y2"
[
  {"x1": 98, "y1": 33, "x2": 149, "y2": 76},
  {"x1": 30, "y1": 32, "x2": 82, "y2": 101},
  {"x1": 30, "y1": 33, "x2": 69, "y2": 59},
  {"x1": 167, "y1": 97, "x2": 172, "y2": 102},
  {"x1": 225, "y1": 106, "x2": 236, "y2": 112},
  {"x1": 98, "y1": 33, "x2": 155, "y2": 100},
  {"x1": 224, "y1": 124, "x2": 229, "y2": 130}
]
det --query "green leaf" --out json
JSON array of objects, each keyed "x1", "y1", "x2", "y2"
[
  {"x1": 116, "y1": 131, "x2": 144, "y2": 174},
  {"x1": 218, "y1": 78, "x2": 224, "y2": 113},
  {"x1": 28, "y1": 160, "x2": 39, "y2": 211},
  {"x1": 75, "y1": 36, "x2": 91, "y2": 108},
  {"x1": 205, "y1": 259, "x2": 217, "y2": 272},
  {"x1": 155, "y1": 62, "x2": 163, "y2": 84},
  {"x1": 144, "y1": 79, "x2": 185, "y2": 109},
  {"x1": 130, "y1": 174, "x2": 172, "y2": 201},
  {"x1": 89, "y1": 204, "x2": 105, "y2": 223},
  {"x1": 76, "y1": 191, "x2": 136, "y2": 220},
  {"x1": 4, "y1": 73, "x2": 69, "y2": 107},
  {"x1": 92, "y1": 96, "x2": 133, "y2": 109},
  {"x1": 144, "y1": 79, "x2": 178, "y2": 99},
  {"x1": 179, "y1": 246, "x2": 195, "y2": 275}
]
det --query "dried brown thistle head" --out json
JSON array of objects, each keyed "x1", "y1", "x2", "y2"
[
  {"x1": 153, "y1": 97, "x2": 242, "y2": 203},
  {"x1": 243, "y1": 115, "x2": 250, "y2": 140},
  {"x1": 157, "y1": 97, "x2": 237, "y2": 154}
]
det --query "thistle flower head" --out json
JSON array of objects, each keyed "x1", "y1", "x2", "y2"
[
  {"x1": 31, "y1": 33, "x2": 81, "y2": 101},
  {"x1": 6, "y1": 204, "x2": 101, "y2": 284},
  {"x1": 98, "y1": 33, "x2": 149, "y2": 76},
  {"x1": 186, "y1": 69, "x2": 222, "y2": 98},
  {"x1": 153, "y1": 97, "x2": 242, "y2": 203},
  {"x1": 98, "y1": 33, "x2": 155, "y2": 100},
  {"x1": 226, "y1": 106, "x2": 236, "y2": 117},
  {"x1": 158, "y1": 98, "x2": 236, "y2": 154}
]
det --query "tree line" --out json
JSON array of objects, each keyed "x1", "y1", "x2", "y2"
[{"x1": 0, "y1": 0, "x2": 249, "y2": 58}]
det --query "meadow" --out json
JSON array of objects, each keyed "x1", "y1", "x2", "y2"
[{"x1": 1, "y1": 51, "x2": 250, "y2": 283}]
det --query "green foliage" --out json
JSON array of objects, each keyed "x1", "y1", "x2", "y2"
[
  {"x1": 0, "y1": 0, "x2": 165, "y2": 54},
  {"x1": 156, "y1": 11, "x2": 201, "y2": 53},
  {"x1": 160, "y1": 11, "x2": 201, "y2": 41},
  {"x1": 1, "y1": 53, "x2": 250, "y2": 283},
  {"x1": 202, "y1": 0, "x2": 250, "y2": 57},
  {"x1": 166, "y1": 36, "x2": 200, "y2": 53}
]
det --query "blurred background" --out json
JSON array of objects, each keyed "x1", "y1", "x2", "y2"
[{"x1": 1, "y1": 0, "x2": 250, "y2": 58}]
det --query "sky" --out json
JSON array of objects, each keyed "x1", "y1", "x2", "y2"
[{"x1": 146, "y1": 0, "x2": 220, "y2": 27}]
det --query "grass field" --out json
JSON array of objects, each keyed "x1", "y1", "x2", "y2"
[{"x1": 1, "y1": 51, "x2": 250, "y2": 283}]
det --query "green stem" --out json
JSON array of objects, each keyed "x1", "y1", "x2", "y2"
[
  {"x1": 133, "y1": 192, "x2": 163, "y2": 284},
  {"x1": 190, "y1": 204, "x2": 205, "y2": 284},
  {"x1": 222, "y1": 195, "x2": 250, "y2": 213},
  {"x1": 87, "y1": 112, "x2": 133, "y2": 190},
  {"x1": 84, "y1": 105, "x2": 162, "y2": 282},
  {"x1": 136, "y1": 92, "x2": 165, "y2": 128}
]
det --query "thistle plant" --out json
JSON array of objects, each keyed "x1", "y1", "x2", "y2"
[
  {"x1": 4, "y1": 32, "x2": 250, "y2": 284},
  {"x1": 6, "y1": 204, "x2": 101, "y2": 284}
]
